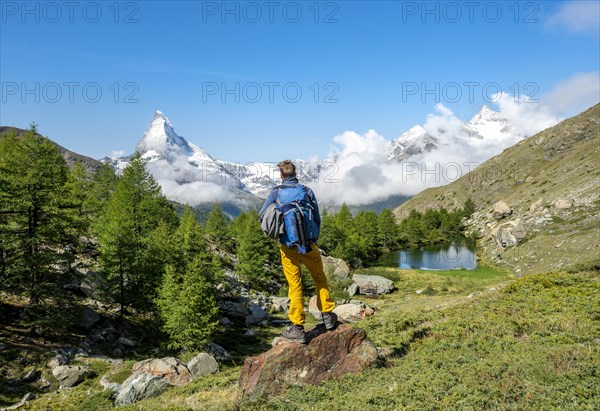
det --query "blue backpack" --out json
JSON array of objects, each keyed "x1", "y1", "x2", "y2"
[{"x1": 275, "y1": 184, "x2": 319, "y2": 254}]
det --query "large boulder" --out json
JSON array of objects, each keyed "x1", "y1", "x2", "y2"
[
  {"x1": 187, "y1": 353, "x2": 219, "y2": 379},
  {"x1": 492, "y1": 201, "x2": 513, "y2": 219},
  {"x1": 245, "y1": 304, "x2": 267, "y2": 325},
  {"x1": 115, "y1": 374, "x2": 171, "y2": 406},
  {"x1": 52, "y1": 365, "x2": 94, "y2": 388},
  {"x1": 239, "y1": 324, "x2": 378, "y2": 398},
  {"x1": 333, "y1": 303, "x2": 375, "y2": 323},
  {"x1": 352, "y1": 274, "x2": 395, "y2": 295},
  {"x1": 321, "y1": 255, "x2": 350, "y2": 279},
  {"x1": 76, "y1": 306, "x2": 100, "y2": 329},
  {"x1": 308, "y1": 295, "x2": 322, "y2": 321},
  {"x1": 115, "y1": 357, "x2": 192, "y2": 406},
  {"x1": 220, "y1": 301, "x2": 249, "y2": 319},
  {"x1": 270, "y1": 297, "x2": 289, "y2": 313},
  {"x1": 492, "y1": 218, "x2": 526, "y2": 249}
]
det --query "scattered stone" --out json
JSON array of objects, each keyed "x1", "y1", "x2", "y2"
[
  {"x1": 205, "y1": 342, "x2": 232, "y2": 362},
  {"x1": 529, "y1": 198, "x2": 545, "y2": 213},
  {"x1": 308, "y1": 295, "x2": 323, "y2": 321},
  {"x1": 0, "y1": 342, "x2": 5, "y2": 351},
  {"x1": 554, "y1": 199, "x2": 573, "y2": 209},
  {"x1": 270, "y1": 297, "x2": 289, "y2": 313},
  {"x1": 113, "y1": 348, "x2": 123, "y2": 358},
  {"x1": 347, "y1": 283, "x2": 359, "y2": 297},
  {"x1": 80, "y1": 271, "x2": 104, "y2": 300},
  {"x1": 99, "y1": 374, "x2": 121, "y2": 393},
  {"x1": 117, "y1": 337, "x2": 136, "y2": 347},
  {"x1": 21, "y1": 369, "x2": 38, "y2": 383},
  {"x1": 321, "y1": 255, "x2": 351, "y2": 279},
  {"x1": 1, "y1": 392, "x2": 34, "y2": 411},
  {"x1": 130, "y1": 357, "x2": 192, "y2": 386},
  {"x1": 352, "y1": 274, "x2": 395, "y2": 295},
  {"x1": 52, "y1": 365, "x2": 95, "y2": 388},
  {"x1": 333, "y1": 303, "x2": 375, "y2": 323},
  {"x1": 244, "y1": 329, "x2": 258, "y2": 338},
  {"x1": 246, "y1": 304, "x2": 267, "y2": 325},
  {"x1": 491, "y1": 218, "x2": 526, "y2": 249},
  {"x1": 220, "y1": 317, "x2": 232, "y2": 326},
  {"x1": 48, "y1": 354, "x2": 67, "y2": 369},
  {"x1": 220, "y1": 301, "x2": 249, "y2": 319},
  {"x1": 115, "y1": 373, "x2": 171, "y2": 406},
  {"x1": 415, "y1": 289, "x2": 423, "y2": 294},
  {"x1": 187, "y1": 353, "x2": 219, "y2": 379},
  {"x1": 239, "y1": 325, "x2": 378, "y2": 398},
  {"x1": 492, "y1": 201, "x2": 513, "y2": 219}
]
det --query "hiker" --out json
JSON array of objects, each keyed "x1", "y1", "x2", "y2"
[{"x1": 259, "y1": 160, "x2": 338, "y2": 343}]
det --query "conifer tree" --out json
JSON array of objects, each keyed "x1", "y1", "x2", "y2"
[
  {"x1": 95, "y1": 155, "x2": 177, "y2": 315},
  {"x1": 237, "y1": 209, "x2": 277, "y2": 290},
  {"x1": 0, "y1": 127, "x2": 77, "y2": 307},
  {"x1": 379, "y1": 208, "x2": 399, "y2": 252},
  {"x1": 204, "y1": 204, "x2": 232, "y2": 251}
]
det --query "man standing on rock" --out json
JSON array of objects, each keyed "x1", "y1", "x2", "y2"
[{"x1": 259, "y1": 160, "x2": 338, "y2": 343}]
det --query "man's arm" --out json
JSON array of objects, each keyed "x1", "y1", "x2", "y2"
[
  {"x1": 307, "y1": 188, "x2": 321, "y2": 227},
  {"x1": 259, "y1": 189, "x2": 278, "y2": 219}
]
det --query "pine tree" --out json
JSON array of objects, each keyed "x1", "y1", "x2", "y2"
[
  {"x1": 204, "y1": 204, "x2": 232, "y2": 251},
  {"x1": 156, "y1": 257, "x2": 219, "y2": 352},
  {"x1": 379, "y1": 208, "x2": 399, "y2": 252},
  {"x1": 95, "y1": 155, "x2": 177, "y2": 315},
  {"x1": 237, "y1": 209, "x2": 277, "y2": 290},
  {"x1": 0, "y1": 127, "x2": 78, "y2": 307}
]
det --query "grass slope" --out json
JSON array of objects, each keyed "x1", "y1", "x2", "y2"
[{"x1": 11, "y1": 264, "x2": 598, "y2": 410}]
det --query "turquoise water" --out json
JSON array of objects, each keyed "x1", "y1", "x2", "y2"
[{"x1": 378, "y1": 242, "x2": 477, "y2": 270}]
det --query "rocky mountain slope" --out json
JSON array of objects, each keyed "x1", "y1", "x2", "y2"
[{"x1": 394, "y1": 103, "x2": 600, "y2": 275}]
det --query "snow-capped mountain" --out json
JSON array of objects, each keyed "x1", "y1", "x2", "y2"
[
  {"x1": 386, "y1": 105, "x2": 513, "y2": 161},
  {"x1": 105, "y1": 111, "x2": 259, "y2": 208},
  {"x1": 105, "y1": 105, "x2": 530, "y2": 209}
]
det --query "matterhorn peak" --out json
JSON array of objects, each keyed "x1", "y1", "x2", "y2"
[
  {"x1": 469, "y1": 105, "x2": 506, "y2": 124},
  {"x1": 136, "y1": 110, "x2": 190, "y2": 154}
]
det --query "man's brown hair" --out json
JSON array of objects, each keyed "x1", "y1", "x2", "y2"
[{"x1": 277, "y1": 160, "x2": 296, "y2": 178}]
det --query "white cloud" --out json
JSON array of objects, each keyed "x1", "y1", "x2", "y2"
[
  {"x1": 110, "y1": 149, "x2": 125, "y2": 159},
  {"x1": 546, "y1": 1, "x2": 600, "y2": 35},
  {"x1": 312, "y1": 99, "x2": 560, "y2": 206},
  {"x1": 541, "y1": 72, "x2": 600, "y2": 115}
]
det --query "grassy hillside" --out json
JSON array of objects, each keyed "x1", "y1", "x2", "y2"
[
  {"x1": 9, "y1": 264, "x2": 598, "y2": 410},
  {"x1": 394, "y1": 103, "x2": 600, "y2": 275}
]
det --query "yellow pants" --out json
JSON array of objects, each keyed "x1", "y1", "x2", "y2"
[{"x1": 280, "y1": 243, "x2": 335, "y2": 325}]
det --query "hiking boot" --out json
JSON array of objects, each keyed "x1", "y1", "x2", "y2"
[
  {"x1": 282, "y1": 324, "x2": 307, "y2": 343},
  {"x1": 322, "y1": 311, "x2": 338, "y2": 330}
]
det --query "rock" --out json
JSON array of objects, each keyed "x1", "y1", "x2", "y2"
[
  {"x1": 239, "y1": 325, "x2": 378, "y2": 398},
  {"x1": 220, "y1": 317, "x2": 232, "y2": 326},
  {"x1": 270, "y1": 297, "x2": 289, "y2": 313},
  {"x1": 529, "y1": 198, "x2": 545, "y2": 213},
  {"x1": 48, "y1": 354, "x2": 67, "y2": 369},
  {"x1": 333, "y1": 303, "x2": 375, "y2": 323},
  {"x1": 80, "y1": 271, "x2": 104, "y2": 300},
  {"x1": 321, "y1": 255, "x2": 351, "y2": 279},
  {"x1": 113, "y1": 348, "x2": 123, "y2": 358},
  {"x1": 21, "y1": 368, "x2": 38, "y2": 383},
  {"x1": 52, "y1": 365, "x2": 94, "y2": 388},
  {"x1": 187, "y1": 353, "x2": 219, "y2": 379},
  {"x1": 0, "y1": 342, "x2": 5, "y2": 351},
  {"x1": 352, "y1": 274, "x2": 395, "y2": 295},
  {"x1": 76, "y1": 306, "x2": 100, "y2": 329},
  {"x1": 220, "y1": 301, "x2": 249, "y2": 319},
  {"x1": 244, "y1": 329, "x2": 258, "y2": 338},
  {"x1": 130, "y1": 357, "x2": 192, "y2": 386},
  {"x1": 117, "y1": 337, "x2": 136, "y2": 347},
  {"x1": 115, "y1": 373, "x2": 171, "y2": 406},
  {"x1": 246, "y1": 304, "x2": 267, "y2": 325},
  {"x1": 2, "y1": 392, "x2": 34, "y2": 411},
  {"x1": 308, "y1": 295, "x2": 322, "y2": 321},
  {"x1": 492, "y1": 201, "x2": 513, "y2": 219},
  {"x1": 491, "y1": 218, "x2": 526, "y2": 249},
  {"x1": 415, "y1": 289, "x2": 423, "y2": 294},
  {"x1": 554, "y1": 198, "x2": 573, "y2": 209},
  {"x1": 347, "y1": 283, "x2": 359, "y2": 297},
  {"x1": 99, "y1": 374, "x2": 121, "y2": 393},
  {"x1": 205, "y1": 343, "x2": 232, "y2": 362}
]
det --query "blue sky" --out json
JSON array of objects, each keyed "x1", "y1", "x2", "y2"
[{"x1": 1, "y1": 0, "x2": 599, "y2": 163}]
